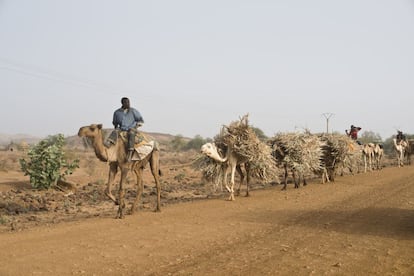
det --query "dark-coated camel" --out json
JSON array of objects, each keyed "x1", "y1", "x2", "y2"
[{"x1": 78, "y1": 124, "x2": 161, "y2": 218}]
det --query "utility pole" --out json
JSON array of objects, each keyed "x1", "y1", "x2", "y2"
[{"x1": 322, "y1": 113, "x2": 334, "y2": 133}]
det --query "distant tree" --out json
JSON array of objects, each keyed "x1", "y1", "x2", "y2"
[
  {"x1": 359, "y1": 131, "x2": 382, "y2": 144},
  {"x1": 170, "y1": 134, "x2": 186, "y2": 151},
  {"x1": 184, "y1": 135, "x2": 211, "y2": 151},
  {"x1": 251, "y1": 126, "x2": 268, "y2": 141}
]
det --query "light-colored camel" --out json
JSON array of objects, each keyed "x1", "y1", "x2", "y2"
[
  {"x1": 404, "y1": 140, "x2": 414, "y2": 165},
  {"x1": 372, "y1": 143, "x2": 384, "y2": 170},
  {"x1": 393, "y1": 138, "x2": 407, "y2": 167},
  {"x1": 200, "y1": 142, "x2": 250, "y2": 201},
  {"x1": 361, "y1": 143, "x2": 375, "y2": 173},
  {"x1": 78, "y1": 124, "x2": 161, "y2": 218}
]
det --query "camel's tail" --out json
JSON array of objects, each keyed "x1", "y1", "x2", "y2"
[{"x1": 159, "y1": 169, "x2": 163, "y2": 177}]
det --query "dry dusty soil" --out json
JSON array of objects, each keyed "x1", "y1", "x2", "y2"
[{"x1": 0, "y1": 151, "x2": 413, "y2": 275}]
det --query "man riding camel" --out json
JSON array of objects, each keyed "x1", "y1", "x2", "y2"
[
  {"x1": 396, "y1": 130, "x2": 406, "y2": 145},
  {"x1": 346, "y1": 125, "x2": 362, "y2": 143}
]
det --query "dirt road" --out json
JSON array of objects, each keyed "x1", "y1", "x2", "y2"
[{"x1": 1, "y1": 166, "x2": 413, "y2": 275}]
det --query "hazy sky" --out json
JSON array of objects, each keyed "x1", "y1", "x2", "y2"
[{"x1": 1, "y1": 1, "x2": 413, "y2": 140}]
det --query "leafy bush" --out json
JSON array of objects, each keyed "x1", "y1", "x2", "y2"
[{"x1": 19, "y1": 134, "x2": 79, "y2": 190}]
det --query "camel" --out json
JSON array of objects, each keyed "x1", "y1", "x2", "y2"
[
  {"x1": 393, "y1": 138, "x2": 407, "y2": 167},
  {"x1": 361, "y1": 143, "x2": 375, "y2": 173},
  {"x1": 372, "y1": 143, "x2": 384, "y2": 170},
  {"x1": 200, "y1": 142, "x2": 250, "y2": 201},
  {"x1": 404, "y1": 140, "x2": 414, "y2": 165},
  {"x1": 270, "y1": 144, "x2": 307, "y2": 190},
  {"x1": 78, "y1": 124, "x2": 161, "y2": 218}
]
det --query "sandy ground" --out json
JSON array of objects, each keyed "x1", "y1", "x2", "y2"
[{"x1": 0, "y1": 152, "x2": 413, "y2": 275}]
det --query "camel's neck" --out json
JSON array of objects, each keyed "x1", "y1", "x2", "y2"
[
  {"x1": 91, "y1": 132, "x2": 108, "y2": 162},
  {"x1": 211, "y1": 148, "x2": 229, "y2": 163}
]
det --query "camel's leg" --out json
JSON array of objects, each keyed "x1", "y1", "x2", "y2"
[
  {"x1": 282, "y1": 164, "x2": 288, "y2": 191},
  {"x1": 245, "y1": 163, "x2": 250, "y2": 197},
  {"x1": 293, "y1": 170, "x2": 299, "y2": 189},
  {"x1": 105, "y1": 162, "x2": 118, "y2": 204},
  {"x1": 369, "y1": 154, "x2": 373, "y2": 171},
  {"x1": 149, "y1": 151, "x2": 162, "y2": 212},
  {"x1": 321, "y1": 168, "x2": 330, "y2": 184},
  {"x1": 227, "y1": 164, "x2": 236, "y2": 201},
  {"x1": 363, "y1": 154, "x2": 367, "y2": 173},
  {"x1": 235, "y1": 164, "x2": 244, "y2": 196},
  {"x1": 130, "y1": 166, "x2": 144, "y2": 215},
  {"x1": 116, "y1": 168, "x2": 129, "y2": 219}
]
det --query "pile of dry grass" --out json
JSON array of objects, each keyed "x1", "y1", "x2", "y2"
[
  {"x1": 194, "y1": 114, "x2": 279, "y2": 183},
  {"x1": 193, "y1": 154, "x2": 223, "y2": 183},
  {"x1": 318, "y1": 133, "x2": 361, "y2": 177},
  {"x1": 268, "y1": 132, "x2": 325, "y2": 175}
]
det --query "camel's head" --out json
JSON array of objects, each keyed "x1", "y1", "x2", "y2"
[
  {"x1": 78, "y1": 124, "x2": 103, "y2": 138},
  {"x1": 200, "y1": 142, "x2": 226, "y2": 162}
]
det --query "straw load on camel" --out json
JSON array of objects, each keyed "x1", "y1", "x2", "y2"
[
  {"x1": 268, "y1": 131, "x2": 325, "y2": 190},
  {"x1": 195, "y1": 114, "x2": 280, "y2": 200},
  {"x1": 318, "y1": 133, "x2": 361, "y2": 181}
]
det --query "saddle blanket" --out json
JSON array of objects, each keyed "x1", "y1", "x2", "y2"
[{"x1": 131, "y1": 141, "x2": 155, "y2": 161}]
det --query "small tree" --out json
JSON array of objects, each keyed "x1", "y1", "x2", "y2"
[
  {"x1": 359, "y1": 130, "x2": 382, "y2": 144},
  {"x1": 170, "y1": 134, "x2": 186, "y2": 151},
  {"x1": 251, "y1": 126, "x2": 268, "y2": 141},
  {"x1": 184, "y1": 135, "x2": 211, "y2": 151},
  {"x1": 19, "y1": 134, "x2": 79, "y2": 190}
]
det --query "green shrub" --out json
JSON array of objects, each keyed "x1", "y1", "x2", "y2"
[
  {"x1": 184, "y1": 135, "x2": 211, "y2": 151},
  {"x1": 170, "y1": 135, "x2": 186, "y2": 151},
  {"x1": 19, "y1": 134, "x2": 79, "y2": 190}
]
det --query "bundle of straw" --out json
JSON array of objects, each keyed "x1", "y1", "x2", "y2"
[
  {"x1": 268, "y1": 132, "x2": 325, "y2": 175},
  {"x1": 318, "y1": 133, "x2": 361, "y2": 176},
  {"x1": 195, "y1": 114, "x2": 280, "y2": 184}
]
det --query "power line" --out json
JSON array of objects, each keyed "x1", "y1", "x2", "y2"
[{"x1": 0, "y1": 57, "x2": 126, "y2": 95}]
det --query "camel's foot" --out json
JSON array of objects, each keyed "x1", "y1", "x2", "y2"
[
  {"x1": 105, "y1": 190, "x2": 119, "y2": 205},
  {"x1": 245, "y1": 192, "x2": 250, "y2": 197},
  {"x1": 281, "y1": 186, "x2": 287, "y2": 191},
  {"x1": 154, "y1": 207, "x2": 161, "y2": 213},
  {"x1": 115, "y1": 210, "x2": 125, "y2": 219},
  {"x1": 227, "y1": 194, "x2": 235, "y2": 201},
  {"x1": 129, "y1": 207, "x2": 136, "y2": 215}
]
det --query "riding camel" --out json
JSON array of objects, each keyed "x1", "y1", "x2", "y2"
[
  {"x1": 78, "y1": 124, "x2": 161, "y2": 218},
  {"x1": 200, "y1": 142, "x2": 250, "y2": 201},
  {"x1": 393, "y1": 138, "x2": 408, "y2": 167}
]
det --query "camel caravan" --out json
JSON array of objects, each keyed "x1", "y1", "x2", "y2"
[
  {"x1": 196, "y1": 114, "x2": 410, "y2": 201},
  {"x1": 78, "y1": 115, "x2": 410, "y2": 218}
]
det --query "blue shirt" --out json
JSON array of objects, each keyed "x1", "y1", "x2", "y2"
[{"x1": 112, "y1": 107, "x2": 144, "y2": 131}]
